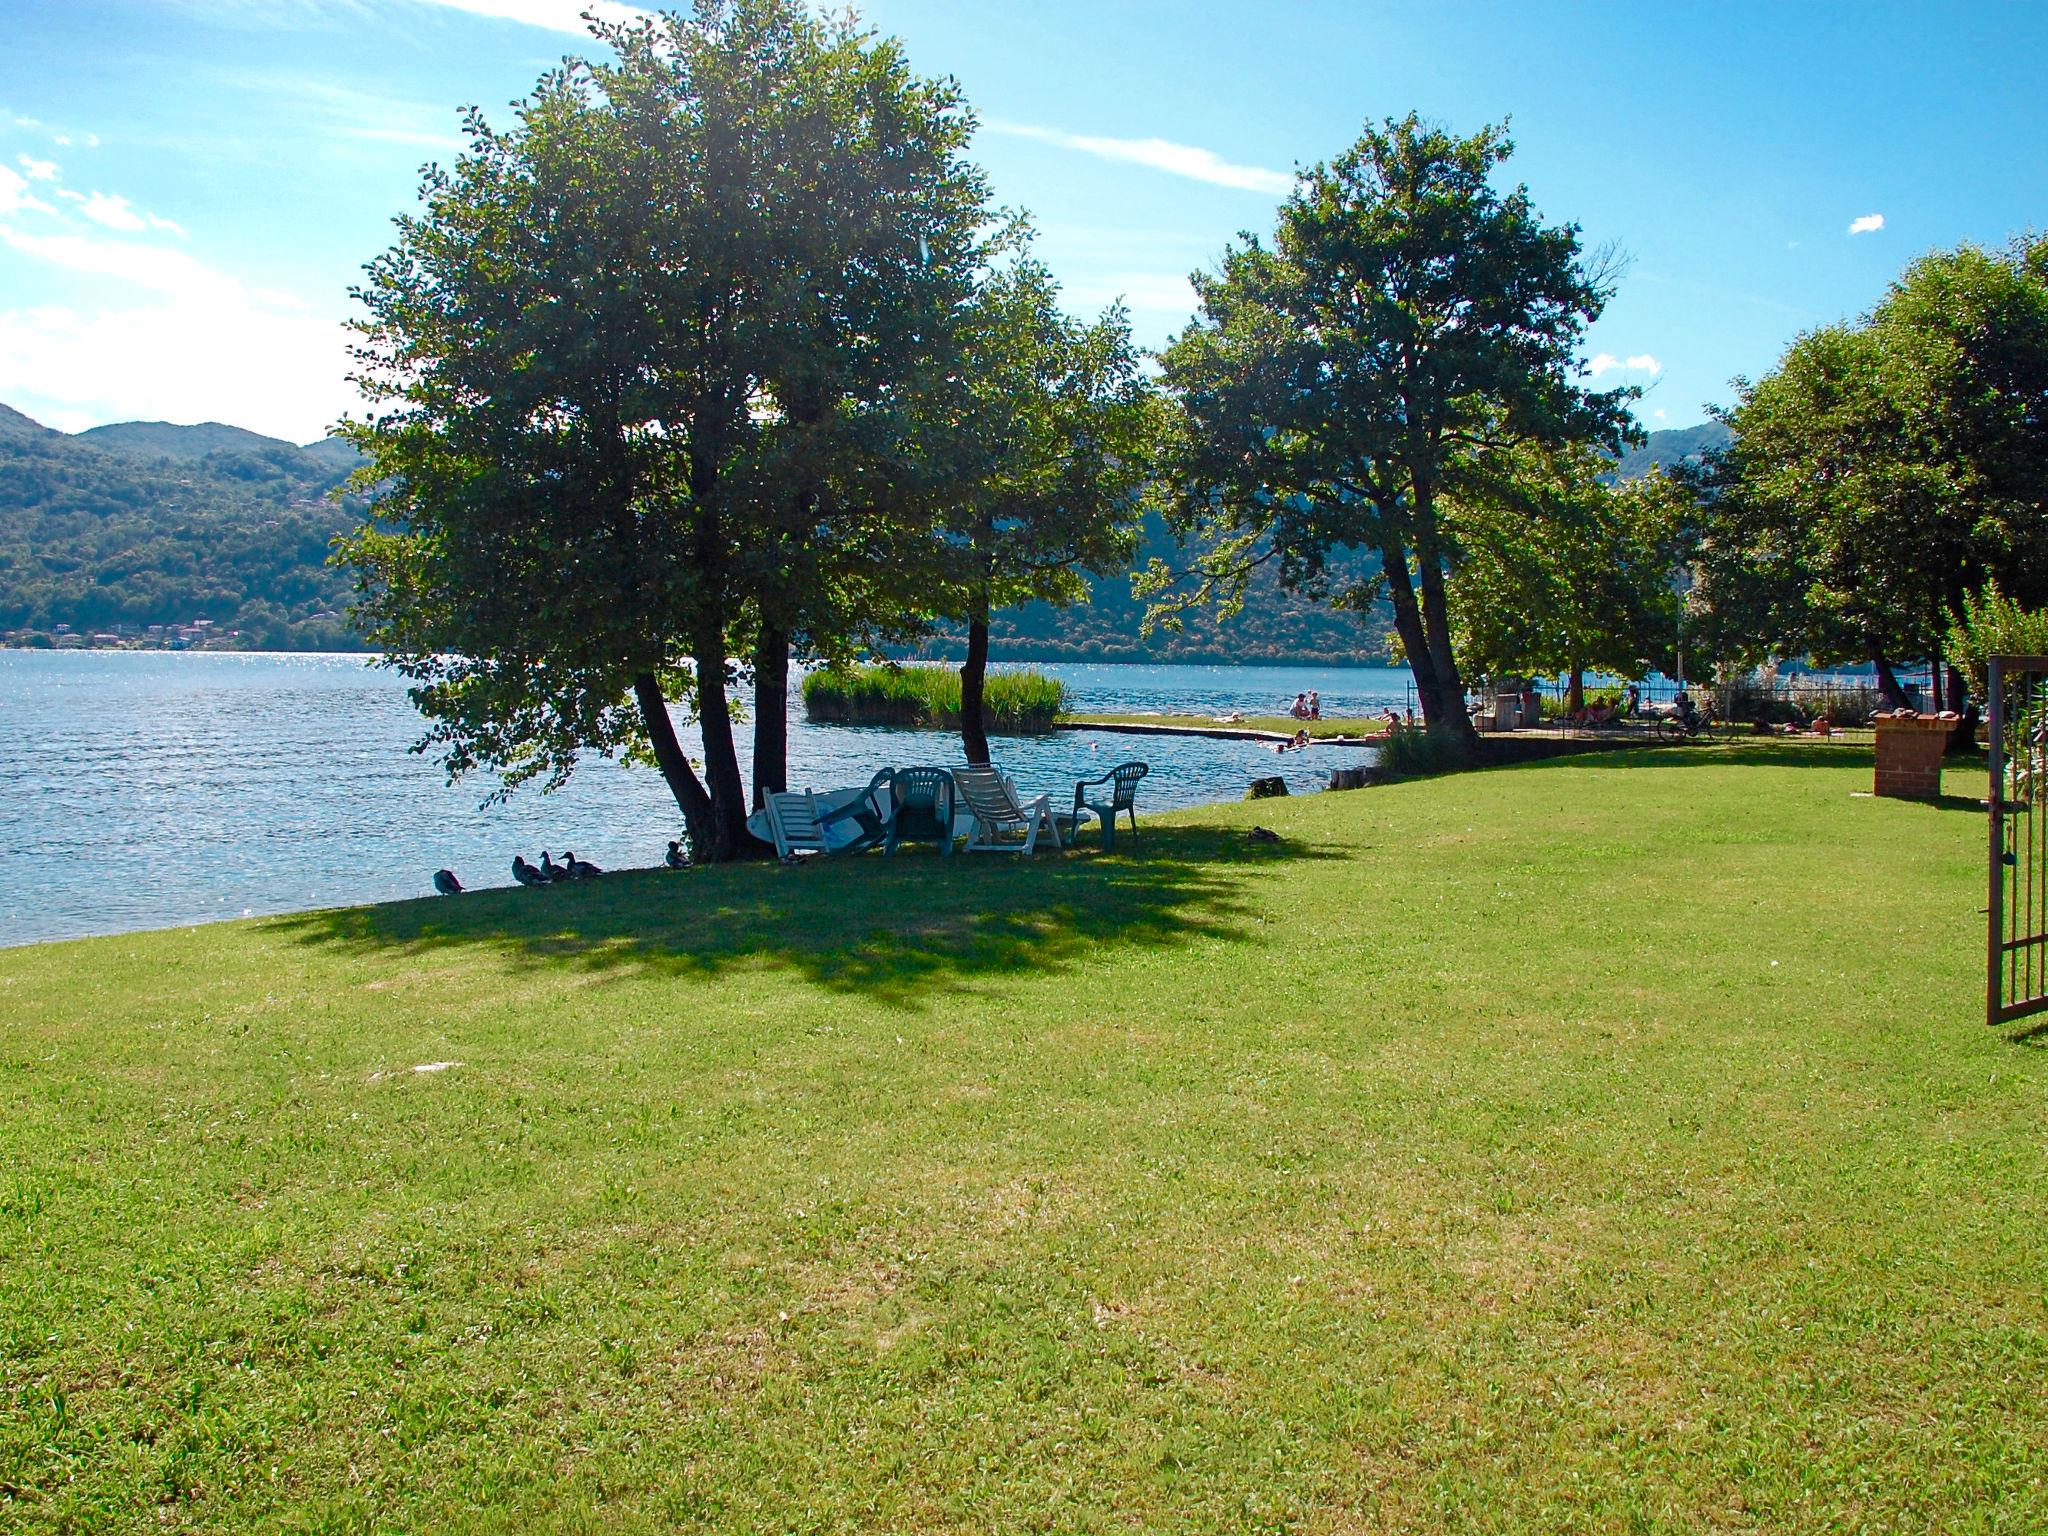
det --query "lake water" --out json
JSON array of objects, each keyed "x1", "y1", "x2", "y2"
[{"x1": 0, "y1": 652, "x2": 1411, "y2": 946}]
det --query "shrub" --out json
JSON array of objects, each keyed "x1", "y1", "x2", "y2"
[
  {"x1": 1374, "y1": 724, "x2": 1471, "y2": 779},
  {"x1": 1534, "y1": 685, "x2": 1625, "y2": 720},
  {"x1": 1948, "y1": 582, "x2": 2048, "y2": 701},
  {"x1": 1716, "y1": 679, "x2": 1879, "y2": 728},
  {"x1": 802, "y1": 663, "x2": 1065, "y2": 733}
]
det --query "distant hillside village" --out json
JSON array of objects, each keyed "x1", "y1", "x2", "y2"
[{"x1": 0, "y1": 398, "x2": 1728, "y2": 661}]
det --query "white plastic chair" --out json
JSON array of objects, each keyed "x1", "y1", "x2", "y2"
[
  {"x1": 951, "y1": 766, "x2": 1062, "y2": 854},
  {"x1": 763, "y1": 790, "x2": 830, "y2": 860}
]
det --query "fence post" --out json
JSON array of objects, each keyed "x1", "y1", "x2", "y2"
[{"x1": 1987, "y1": 656, "x2": 2005, "y2": 1027}]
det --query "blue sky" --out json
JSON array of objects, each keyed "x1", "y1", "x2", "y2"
[{"x1": 1, "y1": 0, "x2": 2043, "y2": 441}]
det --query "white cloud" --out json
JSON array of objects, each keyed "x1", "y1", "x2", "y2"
[
  {"x1": 1588, "y1": 352, "x2": 1661, "y2": 378},
  {"x1": 0, "y1": 225, "x2": 354, "y2": 440},
  {"x1": 0, "y1": 162, "x2": 55, "y2": 216},
  {"x1": 78, "y1": 191, "x2": 147, "y2": 231},
  {"x1": 17, "y1": 154, "x2": 58, "y2": 181},
  {"x1": 986, "y1": 119, "x2": 1292, "y2": 196},
  {"x1": 404, "y1": 0, "x2": 652, "y2": 33},
  {"x1": 1653, "y1": 408, "x2": 1668, "y2": 422},
  {"x1": 1848, "y1": 212, "x2": 1885, "y2": 235}
]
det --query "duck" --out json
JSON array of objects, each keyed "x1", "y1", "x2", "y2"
[
  {"x1": 564, "y1": 851, "x2": 602, "y2": 879},
  {"x1": 1248, "y1": 826, "x2": 1281, "y2": 845},
  {"x1": 665, "y1": 839, "x2": 689, "y2": 870},
  {"x1": 512, "y1": 854, "x2": 548, "y2": 887},
  {"x1": 432, "y1": 869, "x2": 464, "y2": 895},
  {"x1": 540, "y1": 851, "x2": 573, "y2": 883}
]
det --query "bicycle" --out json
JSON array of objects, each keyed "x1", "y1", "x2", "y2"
[{"x1": 1653, "y1": 709, "x2": 1717, "y2": 744}]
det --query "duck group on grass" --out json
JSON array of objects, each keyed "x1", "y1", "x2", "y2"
[{"x1": 436, "y1": 841, "x2": 689, "y2": 896}]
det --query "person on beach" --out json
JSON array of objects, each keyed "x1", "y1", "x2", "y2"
[
  {"x1": 1306, "y1": 690, "x2": 1321, "y2": 719},
  {"x1": 1289, "y1": 692, "x2": 1310, "y2": 719},
  {"x1": 1381, "y1": 707, "x2": 1402, "y2": 732}
]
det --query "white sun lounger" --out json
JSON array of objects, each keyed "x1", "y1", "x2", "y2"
[{"x1": 951, "y1": 765, "x2": 1062, "y2": 854}]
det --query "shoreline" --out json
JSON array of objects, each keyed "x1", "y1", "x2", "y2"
[{"x1": 1057, "y1": 717, "x2": 1383, "y2": 746}]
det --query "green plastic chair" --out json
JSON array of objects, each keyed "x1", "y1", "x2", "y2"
[
  {"x1": 885, "y1": 766, "x2": 956, "y2": 856},
  {"x1": 816, "y1": 768, "x2": 897, "y2": 855},
  {"x1": 1068, "y1": 761, "x2": 1148, "y2": 852}
]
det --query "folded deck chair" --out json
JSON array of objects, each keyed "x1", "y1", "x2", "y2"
[
  {"x1": 951, "y1": 765, "x2": 1062, "y2": 854},
  {"x1": 763, "y1": 790, "x2": 831, "y2": 860},
  {"x1": 765, "y1": 771, "x2": 895, "y2": 861}
]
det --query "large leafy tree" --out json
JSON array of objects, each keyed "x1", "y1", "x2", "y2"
[
  {"x1": 1447, "y1": 448, "x2": 1685, "y2": 708},
  {"x1": 1689, "y1": 236, "x2": 2048, "y2": 707},
  {"x1": 339, "y1": 0, "x2": 990, "y2": 859},
  {"x1": 1149, "y1": 115, "x2": 1633, "y2": 746},
  {"x1": 934, "y1": 262, "x2": 1156, "y2": 764}
]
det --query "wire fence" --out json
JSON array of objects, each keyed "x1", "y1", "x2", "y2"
[{"x1": 1400, "y1": 673, "x2": 1914, "y2": 745}]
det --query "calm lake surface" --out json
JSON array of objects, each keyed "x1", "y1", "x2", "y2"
[{"x1": 0, "y1": 651, "x2": 1412, "y2": 946}]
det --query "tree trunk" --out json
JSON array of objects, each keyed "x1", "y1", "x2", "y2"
[
  {"x1": 691, "y1": 622, "x2": 763, "y2": 861},
  {"x1": 1868, "y1": 642, "x2": 1911, "y2": 710},
  {"x1": 752, "y1": 623, "x2": 789, "y2": 810},
  {"x1": 1567, "y1": 664, "x2": 1585, "y2": 715},
  {"x1": 959, "y1": 607, "x2": 992, "y2": 766},
  {"x1": 634, "y1": 672, "x2": 716, "y2": 860},
  {"x1": 1413, "y1": 554, "x2": 1478, "y2": 748},
  {"x1": 1379, "y1": 541, "x2": 1442, "y2": 721}
]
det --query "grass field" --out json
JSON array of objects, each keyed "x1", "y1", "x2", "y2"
[
  {"x1": 1064, "y1": 712, "x2": 1388, "y2": 739},
  {"x1": 3, "y1": 745, "x2": 2043, "y2": 1532}
]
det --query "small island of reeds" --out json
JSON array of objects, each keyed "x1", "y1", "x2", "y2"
[{"x1": 801, "y1": 662, "x2": 1065, "y2": 733}]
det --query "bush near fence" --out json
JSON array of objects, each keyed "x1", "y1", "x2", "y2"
[{"x1": 801, "y1": 664, "x2": 1066, "y2": 733}]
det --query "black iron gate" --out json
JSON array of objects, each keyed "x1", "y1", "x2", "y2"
[{"x1": 1988, "y1": 654, "x2": 2048, "y2": 1027}]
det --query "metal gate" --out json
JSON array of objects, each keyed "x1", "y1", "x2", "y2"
[{"x1": 1988, "y1": 654, "x2": 2048, "y2": 1027}]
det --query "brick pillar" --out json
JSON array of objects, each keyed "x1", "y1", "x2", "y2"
[{"x1": 1873, "y1": 712, "x2": 1956, "y2": 800}]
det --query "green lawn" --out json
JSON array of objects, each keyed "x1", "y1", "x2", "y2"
[{"x1": 3, "y1": 745, "x2": 2042, "y2": 1532}]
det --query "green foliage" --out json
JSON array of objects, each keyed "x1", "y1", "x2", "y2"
[
  {"x1": 1947, "y1": 581, "x2": 2048, "y2": 700},
  {"x1": 1715, "y1": 679, "x2": 1880, "y2": 728},
  {"x1": 1690, "y1": 235, "x2": 2048, "y2": 676},
  {"x1": 6, "y1": 751, "x2": 2030, "y2": 1528},
  {"x1": 1371, "y1": 722, "x2": 1470, "y2": 777},
  {"x1": 0, "y1": 406, "x2": 362, "y2": 646},
  {"x1": 338, "y1": 0, "x2": 994, "y2": 855},
  {"x1": 935, "y1": 262, "x2": 1156, "y2": 616},
  {"x1": 801, "y1": 662, "x2": 1064, "y2": 732},
  {"x1": 1152, "y1": 113, "x2": 1635, "y2": 738},
  {"x1": 1445, "y1": 448, "x2": 1686, "y2": 687},
  {"x1": 926, "y1": 258, "x2": 1157, "y2": 758}
]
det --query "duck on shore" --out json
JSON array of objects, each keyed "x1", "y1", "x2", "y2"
[
  {"x1": 564, "y1": 851, "x2": 602, "y2": 879},
  {"x1": 512, "y1": 855, "x2": 547, "y2": 887},
  {"x1": 539, "y1": 851, "x2": 572, "y2": 883},
  {"x1": 432, "y1": 869, "x2": 464, "y2": 895}
]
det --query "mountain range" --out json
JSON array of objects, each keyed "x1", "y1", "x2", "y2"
[{"x1": 0, "y1": 402, "x2": 1728, "y2": 662}]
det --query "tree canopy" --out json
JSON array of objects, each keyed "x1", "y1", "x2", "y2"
[
  {"x1": 1445, "y1": 447, "x2": 1685, "y2": 705},
  {"x1": 339, "y1": 0, "x2": 991, "y2": 859},
  {"x1": 1149, "y1": 114, "x2": 1635, "y2": 745},
  {"x1": 931, "y1": 261, "x2": 1156, "y2": 763},
  {"x1": 1688, "y1": 235, "x2": 2048, "y2": 703}
]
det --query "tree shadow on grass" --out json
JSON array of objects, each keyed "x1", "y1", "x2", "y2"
[{"x1": 263, "y1": 826, "x2": 1344, "y2": 1009}]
